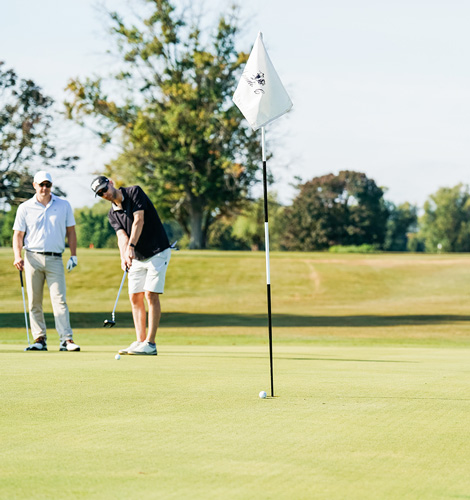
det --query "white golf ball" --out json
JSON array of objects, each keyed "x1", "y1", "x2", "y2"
[
  {"x1": 115, "y1": 354, "x2": 121, "y2": 360},
  {"x1": 259, "y1": 390, "x2": 267, "y2": 399}
]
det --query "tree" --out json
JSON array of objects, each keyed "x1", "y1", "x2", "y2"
[
  {"x1": 383, "y1": 202, "x2": 418, "y2": 251},
  {"x1": 0, "y1": 62, "x2": 77, "y2": 209},
  {"x1": 205, "y1": 193, "x2": 284, "y2": 250},
  {"x1": 74, "y1": 203, "x2": 116, "y2": 248},
  {"x1": 281, "y1": 171, "x2": 388, "y2": 251},
  {"x1": 231, "y1": 194, "x2": 284, "y2": 251},
  {"x1": 64, "y1": 1, "x2": 261, "y2": 249},
  {"x1": 0, "y1": 205, "x2": 18, "y2": 246},
  {"x1": 419, "y1": 184, "x2": 470, "y2": 252}
]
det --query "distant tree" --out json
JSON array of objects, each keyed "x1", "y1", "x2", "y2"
[
  {"x1": 64, "y1": 0, "x2": 261, "y2": 249},
  {"x1": 74, "y1": 203, "x2": 116, "y2": 248},
  {"x1": 232, "y1": 194, "x2": 284, "y2": 251},
  {"x1": 0, "y1": 62, "x2": 77, "y2": 209},
  {"x1": 419, "y1": 184, "x2": 470, "y2": 252},
  {"x1": 281, "y1": 171, "x2": 388, "y2": 251},
  {"x1": 206, "y1": 215, "x2": 250, "y2": 250},
  {"x1": 407, "y1": 233, "x2": 425, "y2": 253},
  {"x1": 0, "y1": 205, "x2": 17, "y2": 246},
  {"x1": 205, "y1": 194, "x2": 284, "y2": 250},
  {"x1": 383, "y1": 202, "x2": 418, "y2": 251}
]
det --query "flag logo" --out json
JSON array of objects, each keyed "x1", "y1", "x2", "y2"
[{"x1": 243, "y1": 71, "x2": 266, "y2": 94}]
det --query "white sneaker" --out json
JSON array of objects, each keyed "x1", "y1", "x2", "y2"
[
  {"x1": 25, "y1": 337, "x2": 48, "y2": 351},
  {"x1": 118, "y1": 341, "x2": 142, "y2": 355},
  {"x1": 128, "y1": 341, "x2": 157, "y2": 356},
  {"x1": 60, "y1": 339, "x2": 80, "y2": 351}
]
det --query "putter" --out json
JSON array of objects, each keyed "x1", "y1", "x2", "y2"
[
  {"x1": 103, "y1": 269, "x2": 127, "y2": 327},
  {"x1": 19, "y1": 271, "x2": 31, "y2": 350}
]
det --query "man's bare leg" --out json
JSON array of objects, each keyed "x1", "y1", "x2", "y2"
[
  {"x1": 129, "y1": 292, "x2": 146, "y2": 341},
  {"x1": 145, "y1": 291, "x2": 161, "y2": 344}
]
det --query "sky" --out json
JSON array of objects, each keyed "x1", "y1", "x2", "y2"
[{"x1": 2, "y1": 0, "x2": 470, "y2": 210}]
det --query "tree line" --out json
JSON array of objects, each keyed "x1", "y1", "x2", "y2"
[
  {"x1": 1, "y1": 0, "x2": 469, "y2": 252},
  {"x1": 3, "y1": 168, "x2": 470, "y2": 253}
]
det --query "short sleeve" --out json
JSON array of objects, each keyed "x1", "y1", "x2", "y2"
[
  {"x1": 65, "y1": 201, "x2": 76, "y2": 227},
  {"x1": 12, "y1": 204, "x2": 26, "y2": 232},
  {"x1": 129, "y1": 186, "x2": 148, "y2": 213}
]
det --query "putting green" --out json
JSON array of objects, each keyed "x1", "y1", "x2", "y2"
[
  {"x1": 1, "y1": 344, "x2": 469, "y2": 499},
  {"x1": 2, "y1": 249, "x2": 470, "y2": 497}
]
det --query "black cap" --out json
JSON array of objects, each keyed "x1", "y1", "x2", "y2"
[{"x1": 91, "y1": 176, "x2": 109, "y2": 196}]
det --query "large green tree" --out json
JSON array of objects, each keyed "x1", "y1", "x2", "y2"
[
  {"x1": 64, "y1": 0, "x2": 261, "y2": 249},
  {"x1": 419, "y1": 184, "x2": 470, "y2": 252},
  {"x1": 281, "y1": 171, "x2": 389, "y2": 251},
  {"x1": 0, "y1": 62, "x2": 76, "y2": 209},
  {"x1": 383, "y1": 201, "x2": 418, "y2": 251}
]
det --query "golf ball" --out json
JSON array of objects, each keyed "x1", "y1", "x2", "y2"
[
  {"x1": 115, "y1": 354, "x2": 121, "y2": 360},
  {"x1": 259, "y1": 391, "x2": 267, "y2": 399}
]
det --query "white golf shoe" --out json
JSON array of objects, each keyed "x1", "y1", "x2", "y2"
[
  {"x1": 60, "y1": 339, "x2": 80, "y2": 352},
  {"x1": 128, "y1": 341, "x2": 157, "y2": 356},
  {"x1": 25, "y1": 337, "x2": 47, "y2": 351},
  {"x1": 118, "y1": 340, "x2": 142, "y2": 355}
]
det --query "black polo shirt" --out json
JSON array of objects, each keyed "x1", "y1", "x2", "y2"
[{"x1": 108, "y1": 186, "x2": 170, "y2": 260}]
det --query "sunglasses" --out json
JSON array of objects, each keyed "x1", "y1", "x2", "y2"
[
  {"x1": 96, "y1": 184, "x2": 109, "y2": 197},
  {"x1": 39, "y1": 182, "x2": 52, "y2": 188}
]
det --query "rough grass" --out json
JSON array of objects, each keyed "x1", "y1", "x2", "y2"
[{"x1": 1, "y1": 248, "x2": 470, "y2": 499}]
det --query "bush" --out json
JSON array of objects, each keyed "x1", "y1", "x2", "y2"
[{"x1": 328, "y1": 244, "x2": 380, "y2": 254}]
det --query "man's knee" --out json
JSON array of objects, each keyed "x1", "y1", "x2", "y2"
[
  {"x1": 129, "y1": 292, "x2": 145, "y2": 306},
  {"x1": 145, "y1": 291, "x2": 161, "y2": 304}
]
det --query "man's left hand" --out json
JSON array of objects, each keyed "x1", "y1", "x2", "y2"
[{"x1": 67, "y1": 256, "x2": 78, "y2": 272}]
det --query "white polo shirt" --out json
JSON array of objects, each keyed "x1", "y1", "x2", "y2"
[{"x1": 13, "y1": 194, "x2": 76, "y2": 254}]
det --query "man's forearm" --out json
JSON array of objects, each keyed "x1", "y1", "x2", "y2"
[
  {"x1": 13, "y1": 231, "x2": 24, "y2": 259},
  {"x1": 117, "y1": 231, "x2": 129, "y2": 257},
  {"x1": 67, "y1": 227, "x2": 77, "y2": 256},
  {"x1": 128, "y1": 217, "x2": 144, "y2": 246}
]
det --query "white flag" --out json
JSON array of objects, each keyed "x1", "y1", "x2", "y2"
[{"x1": 233, "y1": 32, "x2": 293, "y2": 131}]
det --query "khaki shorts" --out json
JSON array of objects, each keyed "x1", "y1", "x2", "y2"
[{"x1": 128, "y1": 248, "x2": 171, "y2": 294}]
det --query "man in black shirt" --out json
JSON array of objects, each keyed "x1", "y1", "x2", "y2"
[{"x1": 91, "y1": 176, "x2": 171, "y2": 355}]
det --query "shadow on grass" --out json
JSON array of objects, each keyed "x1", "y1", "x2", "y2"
[{"x1": 2, "y1": 312, "x2": 470, "y2": 329}]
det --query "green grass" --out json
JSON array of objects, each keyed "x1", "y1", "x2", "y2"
[{"x1": 1, "y1": 248, "x2": 470, "y2": 499}]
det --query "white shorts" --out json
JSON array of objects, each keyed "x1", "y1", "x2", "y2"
[{"x1": 128, "y1": 248, "x2": 171, "y2": 294}]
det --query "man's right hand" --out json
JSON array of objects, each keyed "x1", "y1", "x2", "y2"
[{"x1": 13, "y1": 257, "x2": 24, "y2": 271}]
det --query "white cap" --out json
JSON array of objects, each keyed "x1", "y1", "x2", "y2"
[{"x1": 34, "y1": 171, "x2": 53, "y2": 184}]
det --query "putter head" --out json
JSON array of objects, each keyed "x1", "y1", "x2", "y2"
[{"x1": 103, "y1": 319, "x2": 116, "y2": 328}]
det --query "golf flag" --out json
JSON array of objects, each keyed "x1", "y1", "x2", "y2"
[
  {"x1": 233, "y1": 33, "x2": 292, "y2": 397},
  {"x1": 233, "y1": 32, "x2": 293, "y2": 130}
]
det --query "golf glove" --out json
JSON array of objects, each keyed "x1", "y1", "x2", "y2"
[{"x1": 67, "y1": 256, "x2": 78, "y2": 272}]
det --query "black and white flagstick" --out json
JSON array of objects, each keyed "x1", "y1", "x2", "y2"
[{"x1": 261, "y1": 127, "x2": 274, "y2": 397}]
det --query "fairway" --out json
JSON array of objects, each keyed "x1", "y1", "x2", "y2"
[{"x1": 1, "y1": 249, "x2": 470, "y2": 498}]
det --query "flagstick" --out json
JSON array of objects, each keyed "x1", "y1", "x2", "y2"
[{"x1": 261, "y1": 126, "x2": 274, "y2": 397}]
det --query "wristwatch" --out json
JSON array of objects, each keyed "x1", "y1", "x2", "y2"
[{"x1": 129, "y1": 243, "x2": 136, "y2": 248}]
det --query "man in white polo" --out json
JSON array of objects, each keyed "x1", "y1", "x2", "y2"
[{"x1": 12, "y1": 171, "x2": 80, "y2": 352}]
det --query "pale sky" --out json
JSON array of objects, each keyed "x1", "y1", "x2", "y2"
[{"x1": 2, "y1": 0, "x2": 470, "y2": 210}]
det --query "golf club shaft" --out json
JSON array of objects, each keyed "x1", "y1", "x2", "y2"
[
  {"x1": 19, "y1": 271, "x2": 30, "y2": 346},
  {"x1": 111, "y1": 269, "x2": 127, "y2": 319}
]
